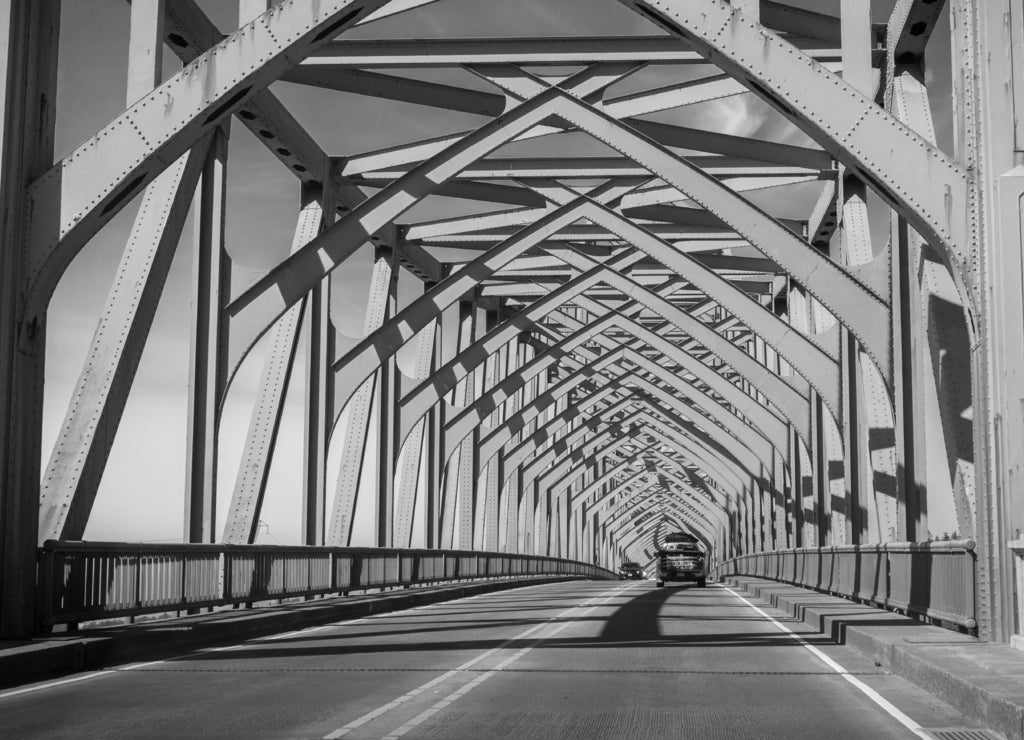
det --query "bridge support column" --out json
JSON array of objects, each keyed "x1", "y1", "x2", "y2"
[
  {"x1": 374, "y1": 247, "x2": 399, "y2": 547},
  {"x1": 502, "y1": 468, "x2": 519, "y2": 553},
  {"x1": 788, "y1": 427, "x2": 803, "y2": 548},
  {"x1": 303, "y1": 272, "x2": 331, "y2": 546},
  {"x1": 184, "y1": 128, "x2": 230, "y2": 544},
  {"x1": 478, "y1": 310, "x2": 502, "y2": 550},
  {"x1": 810, "y1": 392, "x2": 830, "y2": 546},
  {"x1": 394, "y1": 313, "x2": 437, "y2": 547},
  {"x1": 0, "y1": 0, "x2": 60, "y2": 638},
  {"x1": 457, "y1": 303, "x2": 487, "y2": 549},
  {"x1": 423, "y1": 302, "x2": 443, "y2": 549},
  {"x1": 520, "y1": 468, "x2": 535, "y2": 554},
  {"x1": 956, "y1": 0, "x2": 1024, "y2": 642},
  {"x1": 440, "y1": 300, "x2": 474, "y2": 548},
  {"x1": 892, "y1": 217, "x2": 928, "y2": 545}
]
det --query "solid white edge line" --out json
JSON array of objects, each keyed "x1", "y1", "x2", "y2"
[
  {"x1": 720, "y1": 584, "x2": 932, "y2": 740},
  {"x1": 0, "y1": 670, "x2": 114, "y2": 700}
]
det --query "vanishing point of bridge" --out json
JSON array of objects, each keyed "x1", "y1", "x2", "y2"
[{"x1": 0, "y1": 1, "x2": 1023, "y2": 728}]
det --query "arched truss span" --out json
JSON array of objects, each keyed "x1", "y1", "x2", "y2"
[
  {"x1": 600, "y1": 485, "x2": 723, "y2": 550},
  {"x1": 448, "y1": 334, "x2": 786, "y2": 481},
  {"x1": 394, "y1": 258, "x2": 814, "y2": 456},
  {"x1": 11, "y1": 0, "x2": 1013, "y2": 644}
]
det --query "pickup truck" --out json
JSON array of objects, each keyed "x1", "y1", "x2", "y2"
[{"x1": 655, "y1": 533, "x2": 706, "y2": 587}]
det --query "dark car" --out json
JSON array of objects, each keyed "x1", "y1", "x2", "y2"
[
  {"x1": 618, "y1": 561, "x2": 646, "y2": 580},
  {"x1": 655, "y1": 533, "x2": 706, "y2": 587}
]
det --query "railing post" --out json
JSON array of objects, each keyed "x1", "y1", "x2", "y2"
[
  {"x1": 1007, "y1": 541, "x2": 1024, "y2": 649},
  {"x1": 180, "y1": 552, "x2": 188, "y2": 609},
  {"x1": 134, "y1": 552, "x2": 142, "y2": 614},
  {"x1": 37, "y1": 545, "x2": 53, "y2": 632},
  {"x1": 220, "y1": 551, "x2": 229, "y2": 603}
]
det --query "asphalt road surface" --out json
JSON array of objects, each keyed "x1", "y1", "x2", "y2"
[{"x1": 1, "y1": 581, "x2": 982, "y2": 739}]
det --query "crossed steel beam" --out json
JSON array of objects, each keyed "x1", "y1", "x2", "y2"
[{"x1": 4, "y1": 0, "x2": 1014, "y2": 642}]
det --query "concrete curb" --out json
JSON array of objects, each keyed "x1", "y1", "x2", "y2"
[
  {"x1": 722, "y1": 575, "x2": 1024, "y2": 740},
  {"x1": 0, "y1": 576, "x2": 587, "y2": 690}
]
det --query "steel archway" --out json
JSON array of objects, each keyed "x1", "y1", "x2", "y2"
[{"x1": 6, "y1": 0, "x2": 1020, "y2": 645}]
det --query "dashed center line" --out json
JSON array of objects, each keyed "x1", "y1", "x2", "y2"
[
  {"x1": 0, "y1": 583, "x2": 554, "y2": 702},
  {"x1": 323, "y1": 583, "x2": 634, "y2": 739}
]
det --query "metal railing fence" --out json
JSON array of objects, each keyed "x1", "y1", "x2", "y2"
[
  {"x1": 38, "y1": 541, "x2": 615, "y2": 628},
  {"x1": 712, "y1": 541, "x2": 976, "y2": 629}
]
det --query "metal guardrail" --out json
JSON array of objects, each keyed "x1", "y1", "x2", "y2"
[
  {"x1": 712, "y1": 541, "x2": 977, "y2": 630},
  {"x1": 37, "y1": 541, "x2": 615, "y2": 628}
]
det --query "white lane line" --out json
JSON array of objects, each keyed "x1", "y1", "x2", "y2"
[
  {"x1": 267, "y1": 582, "x2": 553, "y2": 642},
  {"x1": 324, "y1": 584, "x2": 636, "y2": 739},
  {"x1": 0, "y1": 670, "x2": 115, "y2": 700},
  {"x1": 0, "y1": 582, "x2": 562, "y2": 701},
  {"x1": 720, "y1": 584, "x2": 931, "y2": 740},
  {"x1": 380, "y1": 587, "x2": 627, "y2": 739}
]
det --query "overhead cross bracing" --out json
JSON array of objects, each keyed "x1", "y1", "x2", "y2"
[{"x1": 0, "y1": 0, "x2": 1022, "y2": 644}]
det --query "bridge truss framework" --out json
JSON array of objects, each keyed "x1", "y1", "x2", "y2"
[{"x1": 0, "y1": 0, "x2": 1022, "y2": 641}]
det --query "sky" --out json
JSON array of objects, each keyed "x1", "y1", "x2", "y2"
[{"x1": 43, "y1": 0, "x2": 960, "y2": 546}]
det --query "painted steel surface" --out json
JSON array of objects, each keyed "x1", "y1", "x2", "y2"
[
  {"x1": 0, "y1": 0, "x2": 1020, "y2": 645},
  {"x1": 37, "y1": 540, "x2": 613, "y2": 627}
]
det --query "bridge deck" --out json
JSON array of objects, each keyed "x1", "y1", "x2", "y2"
[{"x1": 0, "y1": 580, "x2": 998, "y2": 739}]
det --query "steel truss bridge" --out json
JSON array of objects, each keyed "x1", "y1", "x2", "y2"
[{"x1": 0, "y1": 0, "x2": 1022, "y2": 645}]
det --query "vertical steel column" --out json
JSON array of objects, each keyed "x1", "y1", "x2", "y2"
[
  {"x1": 503, "y1": 465, "x2": 520, "y2": 552},
  {"x1": 839, "y1": 177, "x2": 877, "y2": 544},
  {"x1": 184, "y1": 128, "x2": 230, "y2": 544},
  {"x1": 536, "y1": 476, "x2": 550, "y2": 556},
  {"x1": 499, "y1": 339, "x2": 522, "y2": 552},
  {"x1": 464, "y1": 303, "x2": 488, "y2": 549},
  {"x1": 457, "y1": 454, "x2": 479, "y2": 552},
  {"x1": 806, "y1": 291, "x2": 836, "y2": 545},
  {"x1": 767, "y1": 330, "x2": 790, "y2": 549},
  {"x1": 893, "y1": 23, "x2": 977, "y2": 549},
  {"x1": 304, "y1": 272, "x2": 330, "y2": 545},
  {"x1": 750, "y1": 468, "x2": 763, "y2": 552},
  {"x1": 442, "y1": 300, "x2": 475, "y2": 548},
  {"x1": 0, "y1": 0, "x2": 60, "y2": 637},
  {"x1": 891, "y1": 216, "x2": 926, "y2": 542},
  {"x1": 519, "y1": 342, "x2": 539, "y2": 553},
  {"x1": 374, "y1": 247, "x2": 399, "y2": 547},
  {"x1": 126, "y1": 0, "x2": 163, "y2": 106},
  {"x1": 838, "y1": 0, "x2": 874, "y2": 549},
  {"x1": 809, "y1": 391, "x2": 828, "y2": 546},
  {"x1": 423, "y1": 285, "x2": 442, "y2": 549},
  {"x1": 393, "y1": 317, "x2": 436, "y2": 547},
  {"x1": 519, "y1": 467, "x2": 534, "y2": 554},
  {"x1": 955, "y1": 0, "x2": 1024, "y2": 641},
  {"x1": 788, "y1": 428, "x2": 804, "y2": 548},
  {"x1": 479, "y1": 312, "x2": 502, "y2": 550},
  {"x1": 788, "y1": 287, "x2": 816, "y2": 546}
]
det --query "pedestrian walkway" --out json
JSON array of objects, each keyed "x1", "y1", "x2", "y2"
[{"x1": 721, "y1": 575, "x2": 1024, "y2": 740}]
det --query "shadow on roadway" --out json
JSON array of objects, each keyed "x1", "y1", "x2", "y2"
[{"x1": 171, "y1": 583, "x2": 831, "y2": 664}]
